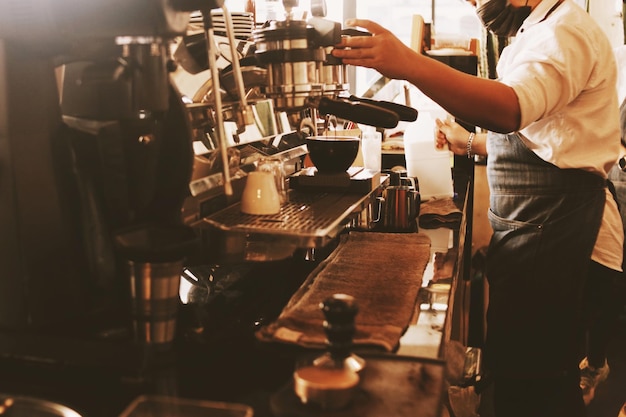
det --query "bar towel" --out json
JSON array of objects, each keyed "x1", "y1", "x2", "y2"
[
  {"x1": 419, "y1": 197, "x2": 462, "y2": 229},
  {"x1": 255, "y1": 231, "x2": 431, "y2": 352}
]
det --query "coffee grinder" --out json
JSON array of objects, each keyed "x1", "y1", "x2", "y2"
[{"x1": 0, "y1": 0, "x2": 223, "y2": 367}]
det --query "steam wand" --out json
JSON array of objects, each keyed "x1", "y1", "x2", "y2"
[
  {"x1": 202, "y1": 9, "x2": 233, "y2": 196},
  {"x1": 221, "y1": 3, "x2": 254, "y2": 131}
]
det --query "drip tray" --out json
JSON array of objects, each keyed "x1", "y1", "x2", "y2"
[
  {"x1": 196, "y1": 177, "x2": 386, "y2": 252},
  {"x1": 290, "y1": 167, "x2": 381, "y2": 194}
]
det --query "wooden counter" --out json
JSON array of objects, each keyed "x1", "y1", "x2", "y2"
[{"x1": 0, "y1": 178, "x2": 473, "y2": 417}]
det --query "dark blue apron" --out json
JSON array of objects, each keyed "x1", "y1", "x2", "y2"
[{"x1": 484, "y1": 132, "x2": 606, "y2": 378}]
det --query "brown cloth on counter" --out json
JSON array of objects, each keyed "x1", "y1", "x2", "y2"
[
  {"x1": 419, "y1": 196, "x2": 463, "y2": 229},
  {"x1": 255, "y1": 231, "x2": 431, "y2": 352}
]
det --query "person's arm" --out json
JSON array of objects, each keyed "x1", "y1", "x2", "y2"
[
  {"x1": 332, "y1": 19, "x2": 521, "y2": 134},
  {"x1": 435, "y1": 118, "x2": 488, "y2": 157}
]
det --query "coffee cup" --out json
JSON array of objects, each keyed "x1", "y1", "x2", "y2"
[{"x1": 241, "y1": 171, "x2": 281, "y2": 215}]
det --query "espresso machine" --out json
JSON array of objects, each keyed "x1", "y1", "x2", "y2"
[
  {"x1": 0, "y1": 0, "x2": 414, "y2": 368},
  {"x1": 177, "y1": 0, "x2": 417, "y2": 227},
  {"x1": 0, "y1": 0, "x2": 225, "y2": 367},
  {"x1": 0, "y1": 3, "x2": 442, "y2": 415}
]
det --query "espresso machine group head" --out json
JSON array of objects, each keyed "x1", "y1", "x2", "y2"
[{"x1": 0, "y1": 0, "x2": 221, "y2": 352}]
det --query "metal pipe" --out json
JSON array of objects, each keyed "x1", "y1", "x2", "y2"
[
  {"x1": 203, "y1": 11, "x2": 233, "y2": 196},
  {"x1": 221, "y1": 3, "x2": 253, "y2": 127}
]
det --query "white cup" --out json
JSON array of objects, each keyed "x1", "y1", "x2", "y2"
[
  {"x1": 241, "y1": 171, "x2": 281, "y2": 215},
  {"x1": 361, "y1": 130, "x2": 382, "y2": 172}
]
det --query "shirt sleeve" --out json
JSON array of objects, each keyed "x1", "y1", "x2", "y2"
[{"x1": 499, "y1": 23, "x2": 598, "y2": 130}]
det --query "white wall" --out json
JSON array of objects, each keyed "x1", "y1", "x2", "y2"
[{"x1": 574, "y1": 0, "x2": 624, "y2": 48}]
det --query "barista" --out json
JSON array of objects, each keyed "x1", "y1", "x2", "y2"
[{"x1": 331, "y1": 1, "x2": 624, "y2": 416}]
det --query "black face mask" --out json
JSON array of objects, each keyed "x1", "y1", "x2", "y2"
[{"x1": 476, "y1": 0, "x2": 531, "y2": 37}]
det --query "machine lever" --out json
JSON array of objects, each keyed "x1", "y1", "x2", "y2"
[
  {"x1": 345, "y1": 95, "x2": 418, "y2": 122},
  {"x1": 314, "y1": 96, "x2": 400, "y2": 129}
]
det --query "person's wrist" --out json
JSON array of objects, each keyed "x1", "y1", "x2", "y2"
[{"x1": 466, "y1": 132, "x2": 476, "y2": 159}]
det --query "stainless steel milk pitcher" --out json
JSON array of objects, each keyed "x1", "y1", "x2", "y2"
[{"x1": 381, "y1": 185, "x2": 420, "y2": 232}]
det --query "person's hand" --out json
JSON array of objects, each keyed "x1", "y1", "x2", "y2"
[
  {"x1": 435, "y1": 118, "x2": 471, "y2": 156},
  {"x1": 331, "y1": 19, "x2": 421, "y2": 81}
]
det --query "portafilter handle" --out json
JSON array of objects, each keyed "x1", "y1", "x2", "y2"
[
  {"x1": 345, "y1": 95, "x2": 418, "y2": 122},
  {"x1": 312, "y1": 96, "x2": 399, "y2": 129}
]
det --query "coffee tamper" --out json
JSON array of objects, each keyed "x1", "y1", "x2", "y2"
[
  {"x1": 293, "y1": 293, "x2": 364, "y2": 410},
  {"x1": 314, "y1": 293, "x2": 365, "y2": 372}
]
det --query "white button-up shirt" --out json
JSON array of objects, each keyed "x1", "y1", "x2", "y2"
[{"x1": 497, "y1": 0, "x2": 623, "y2": 271}]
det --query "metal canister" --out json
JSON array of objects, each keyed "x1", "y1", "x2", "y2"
[
  {"x1": 381, "y1": 185, "x2": 420, "y2": 232},
  {"x1": 253, "y1": 20, "x2": 325, "y2": 110}
]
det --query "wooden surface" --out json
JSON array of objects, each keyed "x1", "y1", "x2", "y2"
[{"x1": 270, "y1": 354, "x2": 446, "y2": 417}]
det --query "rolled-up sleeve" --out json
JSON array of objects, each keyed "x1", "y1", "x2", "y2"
[{"x1": 499, "y1": 24, "x2": 597, "y2": 131}]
